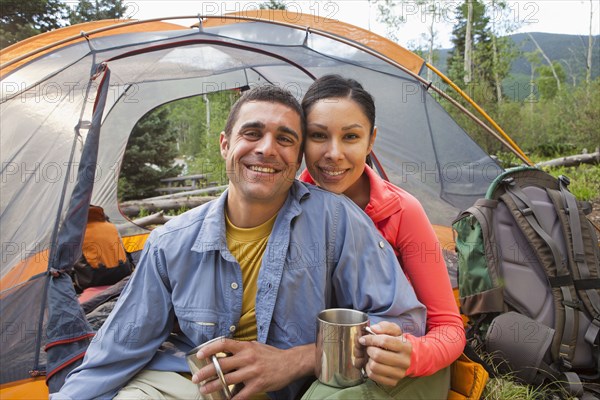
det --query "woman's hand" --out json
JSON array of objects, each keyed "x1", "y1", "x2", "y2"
[{"x1": 358, "y1": 321, "x2": 413, "y2": 386}]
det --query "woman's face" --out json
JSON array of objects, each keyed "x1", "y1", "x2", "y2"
[{"x1": 304, "y1": 97, "x2": 376, "y2": 195}]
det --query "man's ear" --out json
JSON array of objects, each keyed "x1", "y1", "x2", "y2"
[{"x1": 219, "y1": 131, "x2": 228, "y2": 159}]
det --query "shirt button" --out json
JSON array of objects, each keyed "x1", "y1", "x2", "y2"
[
  {"x1": 231, "y1": 282, "x2": 239, "y2": 290},
  {"x1": 229, "y1": 325, "x2": 236, "y2": 333},
  {"x1": 379, "y1": 241, "x2": 385, "y2": 249}
]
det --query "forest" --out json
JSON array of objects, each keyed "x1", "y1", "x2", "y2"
[{"x1": 2, "y1": 0, "x2": 598, "y2": 202}]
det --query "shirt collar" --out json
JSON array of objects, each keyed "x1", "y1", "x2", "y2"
[{"x1": 191, "y1": 181, "x2": 310, "y2": 256}]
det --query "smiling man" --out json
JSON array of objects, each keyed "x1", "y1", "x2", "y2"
[{"x1": 52, "y1": 86, "x2": 426, "y2": 400}]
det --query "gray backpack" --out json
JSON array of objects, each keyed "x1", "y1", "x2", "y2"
[{"x1": 453, "y1": 167, "x2": 600, "y2": 397}]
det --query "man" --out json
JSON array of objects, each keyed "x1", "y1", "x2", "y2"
[{"x1": 52, "y1": 86, "x2": 426, "y2": 400}]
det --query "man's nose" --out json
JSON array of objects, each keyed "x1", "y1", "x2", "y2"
[{"x1": 256, "y1": 133, "x2": 277, "y2": 156}]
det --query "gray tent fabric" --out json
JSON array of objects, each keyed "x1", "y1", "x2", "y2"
[{"x1": 0, "y1": 273, "x2": 47, "y2": 383}]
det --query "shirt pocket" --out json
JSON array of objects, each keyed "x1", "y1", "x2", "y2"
[{"x1": 174, "y1": 307, "x2": 220, "y2": 345}]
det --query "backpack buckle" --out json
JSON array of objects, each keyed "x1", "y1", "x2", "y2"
[
  {"x1": 558, "y1": 175, "x2": 570, "y2": 186},
  {"x1": 521, "y1": 207, "x2": 533, "y2": 217},
  {"x1": 502, "y1": 177, "x2": 515, "y2": 186},
  {"x1": 562, "y1": 299, "x2": 581, "y2": 310},
  {"x1": 558, "y1": 353, "x2": 573, "y2": 370}
]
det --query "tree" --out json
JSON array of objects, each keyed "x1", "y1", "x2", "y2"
[
  {"x1": 69, "y1": 0, "x2": 128, "y2": 24},
  {"x1": 586, "y1": 0, "x2": 595, "y2": 94},
  {"x1": 464, "y1": 0, "x2": 474, "y2": 84},
  {"x1": 375, "y1": 0, "x2": 441, "y2": 82},
  {"x1": 488, "y1": 0, "x2": 519, "y2": 104},
  {"x1": 259, "y1": 0, "x2": 286, "y2": 10},
  {"x1": 537, "y1": 62, "x2": 566, "y2": 100},
  {"x1": 119, "y1": 107, "x2": 181, "y2": 201},
  {"x1": 374, "y1": 0, "x2": 405, "y2": 43},
  {"x1": 447, "y1": 1, "x2": 500, "y2": 102},
  {"x1": 0, "y1": 0, "x2": 68, "y2": 47},
  {"x1": 527, "y1": 33, "x2": 561, "y2": 92}
]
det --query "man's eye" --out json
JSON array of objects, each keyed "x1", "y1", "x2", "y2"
[
  {"x1": 244, "y1": 131, "x2": 261, "y2": 139},
  {"x1": 278, "y1": 135, "x2": 298, "y2": 146}
]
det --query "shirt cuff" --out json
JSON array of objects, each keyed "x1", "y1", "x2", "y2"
[{"x1": 49, "y1": 393, "x2": 72, "y2": 400}]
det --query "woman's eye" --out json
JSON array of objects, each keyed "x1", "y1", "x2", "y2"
[
  {"x1": 345, "y1": 133, "x2": 359, "y2": 140},
  {"x1": 309, "y1": 132, "x2": 326, "y2": 140}
]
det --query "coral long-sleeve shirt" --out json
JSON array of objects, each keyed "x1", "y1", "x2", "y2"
[{"x1": 299, "y1": 166, "x2": 465, "y2": 376}]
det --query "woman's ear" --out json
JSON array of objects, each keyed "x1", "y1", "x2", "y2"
[{"x1": 367, "y1": 126, "x2": 377, "y2": 153}]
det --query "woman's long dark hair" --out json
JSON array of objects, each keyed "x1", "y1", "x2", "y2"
[{"x1": 302, "y1": 74, "x2": 376, "y2": 137}]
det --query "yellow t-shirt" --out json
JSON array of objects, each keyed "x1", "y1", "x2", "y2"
[{"x1": 225, "y1": 212, "x2": 277, "y2": 341}]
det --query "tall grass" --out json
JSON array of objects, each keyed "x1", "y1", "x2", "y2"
[{"x1": 479, "y1": 352, "x2": 578, "y2": 400}]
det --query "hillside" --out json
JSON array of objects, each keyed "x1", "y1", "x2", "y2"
[{"x1": 436, "y1": 32, "x2": 600, "y2": 88}]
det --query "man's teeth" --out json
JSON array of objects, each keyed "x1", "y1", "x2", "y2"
[
  {"x1": 323, "y1": 169, "x2": 345, "y2": 176},
  {"x1": 250, "y1": 166, "x2": 276, "y2": 173}
]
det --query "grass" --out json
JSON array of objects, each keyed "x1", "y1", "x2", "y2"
[
  {"x1": 479, "y1": 351, "x2": 578, "y2": 400},
  {"x1": 542, "y1": 163, "x2": 600, "y2": 202}
]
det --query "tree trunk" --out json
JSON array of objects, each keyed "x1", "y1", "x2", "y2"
[
  {"x1": 527, "y1": 33, "x2": 561, "y2": 91},
  {"x1": 120, "y1": 196, "x2": 218, "y2": 217},
  {"x1": 586, "y1": 0, "x2": 594, "y2": 95},
  {"x1": 491, "y1": 0, "x2": 502, "y2": 103},
  {"x1": 464, "y1": 0, "x2": 473, "y2": 85},
  {"x1": 426, "y1": 8, "x2": 435, "y2": 83},
  {"x1": 535, "y1": 150, "x2": 600, "y2": 168},
  {"x1": 129, "y1": 211, "x2": 174, "y2": 227}
]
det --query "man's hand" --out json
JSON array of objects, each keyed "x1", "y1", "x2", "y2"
[
  {"x1": 191, "y1": 339, "x2": 315, "y2": 399},
  {"x1": 358, "y1": 321, "x2": 412, "y2": 386}
]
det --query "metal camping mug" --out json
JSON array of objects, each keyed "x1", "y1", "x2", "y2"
[
  {"x1": 315, "y1": 308, "x2": 370, "y2": 388},
  {"x1": 186, "y1": 336, "x2": 236, "y2": 400}
]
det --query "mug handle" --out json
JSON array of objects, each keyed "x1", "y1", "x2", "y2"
[{"x1": 211, "y1": 355, "x2": 232, "y2": 399}]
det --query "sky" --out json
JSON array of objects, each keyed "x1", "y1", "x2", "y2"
[{"x1": 108, "y1": 0, "x2": 599, "y2": 49}]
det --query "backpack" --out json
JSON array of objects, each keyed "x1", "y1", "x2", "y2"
[
  {"x1": 452, "y1": 166, "x2": 600, "y2": 397},
  {"x1": 72, "y1": 205, "x2": 133, "y2": 291}
]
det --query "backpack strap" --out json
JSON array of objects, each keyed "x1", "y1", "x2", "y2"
[
  {"x1": 502, "y1": 179, "x2": 579, "y2": 370},
  {"x1": 555, "y1": 177, "x2": 600, "y2": 383},
  {"x1": 557, "y1": 176, "x2": 600, "y2": 331}
]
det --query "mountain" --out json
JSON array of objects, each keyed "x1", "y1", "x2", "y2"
[{"x1": 436, "y1": 32, "x2": 600, "y2": 83}]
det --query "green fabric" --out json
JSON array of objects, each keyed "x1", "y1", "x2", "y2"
[
  {"x1": 301, "y1": 366, "x2": 450, "y2": 400},
  {"x1": 453, "y1": 216, "x2": 493, "y2": 299}
]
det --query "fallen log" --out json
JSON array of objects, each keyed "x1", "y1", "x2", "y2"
[
  {"x1": 143, "y1": 185, "x2": 228, "y2": 201},
  {"x1": 130, "y1": 211, "x2": 174, "y2": 227},
  {"x1": 120, "y1": 195, "x2": 218, "y2": 217},
  {"x1": 536, "y1": 150, "x2": 600, "y2": 168}
]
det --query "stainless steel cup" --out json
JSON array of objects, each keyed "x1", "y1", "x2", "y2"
[
  {"x1": 186, "y1": 336, "x2": 235, "y2": 400},
  {"x1": 315, "y1": 308, "x2": 370, "y2": 388}
]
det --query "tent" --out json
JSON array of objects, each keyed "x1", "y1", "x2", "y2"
[{"x1": 0, "y1": 11, "x2": 529, "y2": 398}]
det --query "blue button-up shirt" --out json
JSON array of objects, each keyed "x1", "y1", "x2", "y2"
[{"x1": 55, "y1": 181, "x2": 425, "y2": 399}]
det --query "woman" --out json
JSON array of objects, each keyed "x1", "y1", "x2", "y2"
[{"x1": 300, "y1": 75, "x2": 465, "y2": 385}]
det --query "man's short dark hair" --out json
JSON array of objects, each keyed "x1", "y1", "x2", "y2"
[{"x1": 224, "y1": 85, "x2": 306, "y2": 141}]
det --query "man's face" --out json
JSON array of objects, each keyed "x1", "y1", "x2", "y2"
[{"x1": 220, "y1": 100, "x2": 303, "y2": 208}]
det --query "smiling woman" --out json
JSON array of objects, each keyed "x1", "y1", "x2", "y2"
[{"x1": 300, "y1": 75, "x2": 466, "y2": 385}]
